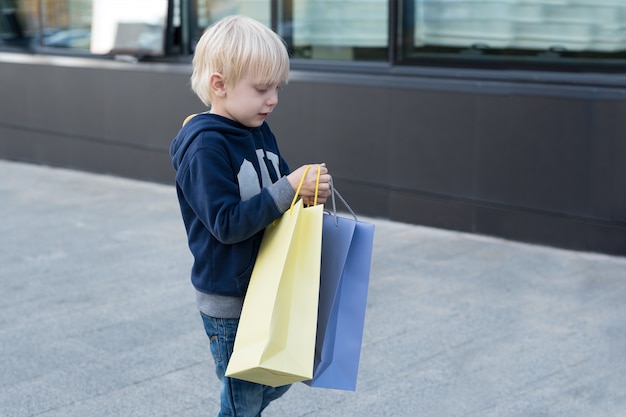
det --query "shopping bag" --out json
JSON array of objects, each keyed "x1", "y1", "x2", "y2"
[
  {"x1": 225, "y1": 166, "x2": 323, "y2": 387},
  {"x1": 305, "y1": 183, "x2": 375, "y2": 391}
]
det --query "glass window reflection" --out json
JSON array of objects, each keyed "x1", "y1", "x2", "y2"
[
  {"x1": 290, "y1": 0, "x2": 388, "y2": 61},
  {"x1": 2, "y1": 0, "x2": 625, "y2": 70},
  {"x1": 41, "y1": 0, "x2": 92, "y2": 50},
  {"x1": 403, "y1": 0, "x2": 626, "y2": 68}
]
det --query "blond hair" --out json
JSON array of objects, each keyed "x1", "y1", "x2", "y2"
[{"x1": 191, "y1": 15, "x2": 290, "y2": 107}]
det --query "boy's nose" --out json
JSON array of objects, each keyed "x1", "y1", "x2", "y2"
[{"x1": 266, "y1": 91, "x2": 278, "y2": 106}]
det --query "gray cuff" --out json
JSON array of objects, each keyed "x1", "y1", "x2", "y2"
[
  {"x1": 267, "y1": 176, "x2": 296, "y2": 213},
  {"x1": 196, "y1": 290, "x2": 244, "y2": 319}
]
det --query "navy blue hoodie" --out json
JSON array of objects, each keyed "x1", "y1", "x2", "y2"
[{"x1": 170, "y1": 113, "x2": 294, "y2": 299}]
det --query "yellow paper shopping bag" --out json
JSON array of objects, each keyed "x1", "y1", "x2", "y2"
[{"x1": 225, "y1": 166, "x2": 323, "y2": 387}]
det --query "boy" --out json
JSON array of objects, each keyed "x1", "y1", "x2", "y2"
[{"x1": 169, "y1": 15, "x2": 331, "y2": 416}]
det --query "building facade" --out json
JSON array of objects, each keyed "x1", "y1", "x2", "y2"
[{"x1": 1, "y1": 0, "x2": 625, "y2": 255}]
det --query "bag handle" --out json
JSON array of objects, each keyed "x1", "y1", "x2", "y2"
[
  {"x1": 328, "y1": 178, "x2": 358, "y2": 226},
  {"x1": 289, "y1": 165, "x2": 321, "y2": 214}
]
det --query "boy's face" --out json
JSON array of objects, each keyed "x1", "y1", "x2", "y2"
[{"x1": 210, "y1": 75, "x2": 281, "y2": 128}]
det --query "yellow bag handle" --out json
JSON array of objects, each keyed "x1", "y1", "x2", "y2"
[
  {"x1": 289, "y1": 165, "x2": 321, "y2": 214},
  {"x1": 313, "y1": 165, "x2": 321, "y2": 206}
]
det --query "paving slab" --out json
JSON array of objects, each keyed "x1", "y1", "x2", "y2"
[{"x1": 1, "y1": 159, "x2": 625, "y2": 417}]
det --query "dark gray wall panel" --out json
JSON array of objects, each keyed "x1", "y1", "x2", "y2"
[
  {"x1": 475, "y1": 94, "x2": 591, "y2": 215},
  {"x1": 272, "y1": 82, "x2": 391, "y2": 189},
  {"x1": 0, "y1": 124, "x2": 172, "y2": 182},
  {"x1": 1, "y1": 54, "x2": 624, "y2": 255},
  {"x1": 612, "y1": 100, "x2": 626, "y2": 224},
  {"x1": 476, "y1": 205, "x2": 626, "y2": 254},
  {"x1": 389, "y1": 89, "x2": 477, "y2": 198},
  {"x1": 587, "y1": 100, "x2": 619, "y2": 221},
  {"x1": 388, "y1": 191, "x2": 476, "y2": 233}
]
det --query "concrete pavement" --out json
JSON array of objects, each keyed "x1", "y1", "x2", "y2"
[{"x1": 1, "y1": 159, "x2": 625, "y2": 417}]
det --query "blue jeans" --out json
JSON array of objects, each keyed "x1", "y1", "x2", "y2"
[{"x1": 200, "y1": 313, "x2": 291, "y2": 417}]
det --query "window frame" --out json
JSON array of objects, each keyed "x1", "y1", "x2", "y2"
[{"x1": 1, "y1": 0, "x2": 626, "y2": 73}]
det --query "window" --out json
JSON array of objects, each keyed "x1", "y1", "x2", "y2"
[
  {"x1": 41, "y1": 0, "x2": 92, "y2": 50},
  {"x1": 288, "y1": 0, "x2": 388, "y2": 61},
  {"x1": 0, "y1": 0, "x2": 38, "y2": 48},
  {"x1": 188, "y1": 0, "x2": 389, "y2": 61},
  {"x1": 90, "y1": 0, "x2": 167, "y2": 55},
  {"x1": 400, "y1": 0, "x2": 626, "y2": 70},
  {"x1": 0, "y1": 0, "x2": 168, "y2": 55},
  {"x1": 189, "y1": 0, "x2": 271, "y2": 52},
  {"x1": 2, "y1": 0, "x2": 625, "y2": 71}
]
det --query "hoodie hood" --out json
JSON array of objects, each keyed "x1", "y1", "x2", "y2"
[{"x1": 170, "y1": 113, "x2": 252, "y2": 171}]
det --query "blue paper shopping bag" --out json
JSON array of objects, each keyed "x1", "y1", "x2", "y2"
[{"x1": 305, "y1": 185, "x2": 375, "y2": 391}]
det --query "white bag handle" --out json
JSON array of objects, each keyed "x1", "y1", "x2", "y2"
[{"x1": 328, "y1": 178, "x2": 358, "y2": 226}]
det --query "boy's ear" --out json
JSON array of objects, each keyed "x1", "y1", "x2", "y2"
[{"x1": 209, "y1": 72, "x2": 226, "y2": 97}]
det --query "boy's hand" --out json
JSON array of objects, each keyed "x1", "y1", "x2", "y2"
[{"x1": 287, "y1": 164, "x2": 331, "y2": 205}]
